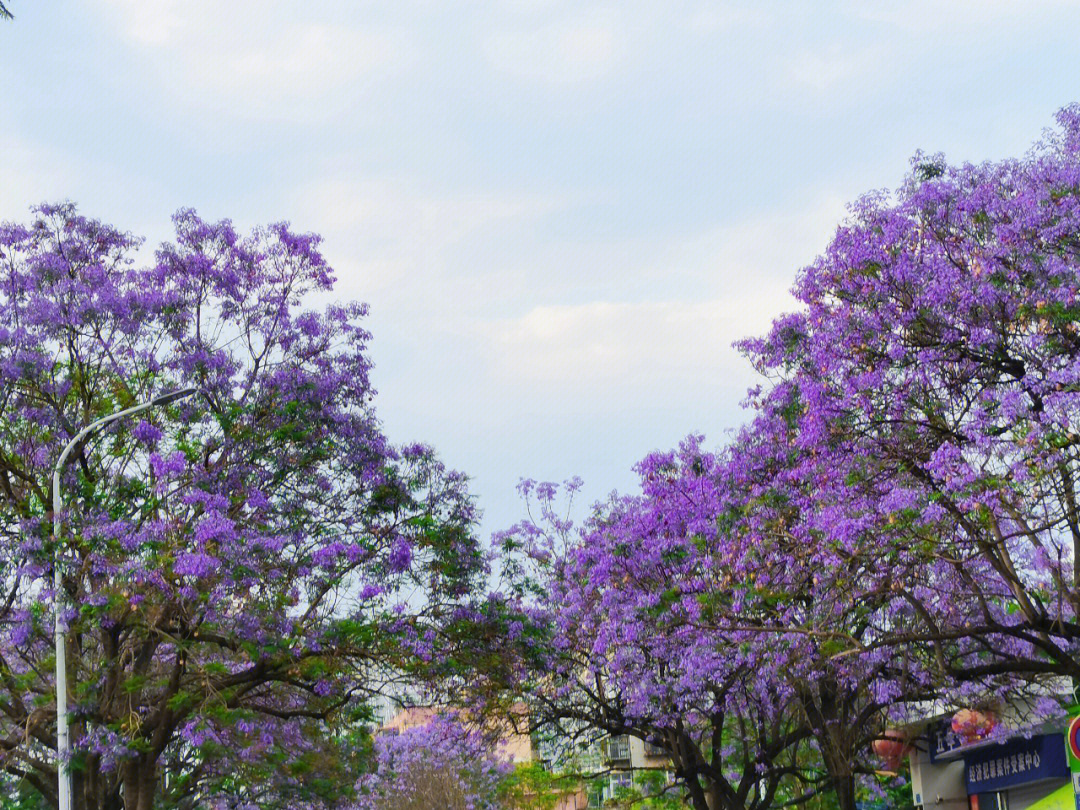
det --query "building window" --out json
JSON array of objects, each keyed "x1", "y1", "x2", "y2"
[
  {"x1": 602, "y1": 735, "x2": 632, "y2": 763},
  {"x1": 609, "y1": 770, "x2": 634, "y2": 795}
]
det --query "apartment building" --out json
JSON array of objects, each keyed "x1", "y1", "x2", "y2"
[{"x1": 589, "y1": 734, "x2": 675, "y2": 807}]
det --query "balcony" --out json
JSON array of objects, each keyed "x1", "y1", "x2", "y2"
[
  {"x1": 601, "y1": 735, "x2": 632, "y2": 763},
  {"x1": 644, "y1": 740, "x2": 667, "y2": 758}
]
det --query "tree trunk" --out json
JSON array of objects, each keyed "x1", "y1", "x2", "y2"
[
  {"x1": 681, "y1": 779, "x2": 712, "y2": 810},
  {"x1": 72, "y1": 768, "x2": 86, "y2": 810},
  {"x1": 122, "y1": 757, "x2": 158, "y2": 810},
  {"x1": 121, "y1": 761, "x2": 139, "y2": 810},
  {"x1": 832, "y1": 772, "x2": 856, "y2": 810},
  {"x1": 709, "y1": 784, "x2": 750, "y2": 810},
  {"x1": 79, "y1": 752, "x2": 103, "y2": 810},
  {"x1": 817, "y1": 729, "x2": 857, "y2": 810}
]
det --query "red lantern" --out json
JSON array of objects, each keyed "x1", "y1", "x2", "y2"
[
  {"x1": 951, "y1": 709, "x2": 997, "y2": 743},
  {"x1": 873, "y1": 729, "x2": 912, "y2": 772}
]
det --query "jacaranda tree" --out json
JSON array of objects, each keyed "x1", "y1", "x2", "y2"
[
  {"x1": 533, "y1": 452, "x2": 818, "y2": 810},
  {"x1": 706, "y1": 419, "x2": 942, "y2": 810},
  {"x1": 493, "y1": 437, "x2": 930, "y2": 810},
  {"x1": 739, "y1": 103, "x2": 1080, "y2": 694},
  {"x1": 0, "y1": 204, "x2": 486, "y2": 810},
  {"x1": 353, "y1": 713, "x2": 510, "y2": 810},
  {"x1": 487, "y1": 105, "x2": 1080, "y2": 810}
]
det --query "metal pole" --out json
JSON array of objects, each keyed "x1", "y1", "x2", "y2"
[
  {"x1": 53, "y1": 388, "x2": 198, "y2": 810},
  {"x1": 52, "y1": 469, "x2": 69, "y2": 810}
]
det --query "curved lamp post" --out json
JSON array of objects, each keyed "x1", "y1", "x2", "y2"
[{"x1": 53, "y1": 387, "x2": 199, "y2": 810}]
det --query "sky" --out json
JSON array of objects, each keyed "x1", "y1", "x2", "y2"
[{"x1": 2, "y1": 0, "x2": 1080, "y2": 539}]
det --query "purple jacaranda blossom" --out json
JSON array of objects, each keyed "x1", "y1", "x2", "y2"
[
  {"x1": 388, "y1": 538, "x2": 413, "y2": 573},
  {"x1": 486, "y1": 106, "x2": 1080, "y2": 810},
  {"x1": 132, "y1": 419, "x2": 163, "y2": 446},
  {"x1": 0, "y1": 203, "x2": 488, "y2": 809},
  {"x1": 353, "y1": 714, "x2": 511, "y2": 810},
  {"x1": 173, "y1": 551, "x2": 221, "y2": 578}
]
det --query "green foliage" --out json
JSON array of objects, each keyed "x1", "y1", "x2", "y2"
[
  {"x1": 0, "y1": 775, "x2": 46, "y2": 810},
  {"x1": 595, "y1": 769, "x2": 683, "y2": 809},
  {"x1": 498, "y1": 761, "x2": 583, "y2": 809},
  {"x1": 873, "y1": 774, "x2": 916, "y2": 810}
]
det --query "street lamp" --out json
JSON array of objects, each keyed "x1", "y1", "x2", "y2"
[{"x1": 53, "y1": 387, "x2": 199, "y2": 810}]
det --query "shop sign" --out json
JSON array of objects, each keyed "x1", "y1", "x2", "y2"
[
  {"x1": 963, "y1": 734, "x2": 1068, "y2": 794},
  {"x1": 930, "y1": 720, "x2": 968, "y2": 762}
]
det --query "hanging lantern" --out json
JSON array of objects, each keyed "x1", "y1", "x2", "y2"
[
  {"x1": 872, "y1": 729, "x2": 912, "y2": 772},
  {"x1": 951, "y1": 709, "x2": 998, "y2": 743}
]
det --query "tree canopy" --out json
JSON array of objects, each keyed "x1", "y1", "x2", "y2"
[
  {"x1": 488, "y1": 104, "x2": 1080, "y2": 810},
  {"x1": 0, "y1": 204, "x2": 487, "y2": 809},
  {"x1": 6, "y1": 102, "x2": 1080, "y2": 810}
]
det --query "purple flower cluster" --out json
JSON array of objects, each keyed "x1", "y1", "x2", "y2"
[
  {"x1": 0, "y1": 203, "x2": 487, "y2": 808},
  {"x1": 353, "y1": 714, "x2": 511, "y2": 810},
  {"x1": 488, "y1": 105, "x2": 1080, "y2": 810}
]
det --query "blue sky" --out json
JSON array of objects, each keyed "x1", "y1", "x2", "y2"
[{"x1": 3, "y1": 0, "x2": 1079, "y2": 538}]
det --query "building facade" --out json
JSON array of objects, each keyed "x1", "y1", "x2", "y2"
[{"x1": 910, "y1": 719, "x2": 1075, "y2": 810}]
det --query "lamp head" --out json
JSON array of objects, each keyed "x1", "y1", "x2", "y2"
[{"x1": 151, "y1": 387, "x2": 200, "y2": 407}]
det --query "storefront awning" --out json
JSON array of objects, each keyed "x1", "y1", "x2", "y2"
[{"x1": 1025, "y1": 783, "x2": 1074, "y2": 810}]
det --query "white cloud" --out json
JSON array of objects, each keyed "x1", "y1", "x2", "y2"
[
  {"x1": 98, "y1": 0, "x2": 413, "y2": 120},
  {"x1": 0, "y1": 138, "x2": 70, "y2": 220},
  {"x1": 0, "y1": 135, "x2": 164, "y2": 239},
  {"x1": 112, "y1": 0, "x2": 185, "y2": 46},
  {"x1": 789, "y1": 51, "x2": 857, "y2": 92},
  {"x1": 472, "y1": 192, "x2": 846, "y2": 396},
  {"x1": 292, "y1": 177, "x2": 562, "y2": 300},
  {"x1": 648, "y1": 193, "x2": 848, "y2": 297},
  {"x1": 496, "y1": 0, "x2": 569, "y2": 12},
  {"x1": 484, "y1": 6, "x2": 624, "y2": 84},
  {"x1": 199, "y1": 25, "x2": 402, "y2": 99},
  {"x1": 850, "y1": 0, "x2": 1075, "y2": 32},
  {"x1": 786, "y1": 45, "x2": 882, "y2": 93},
  {"x1": 479, "y1": 294, "x2": 790, "y2": 391},
  {"x1": 686, "y1": 2, "x2": 772, "y2": 33}
]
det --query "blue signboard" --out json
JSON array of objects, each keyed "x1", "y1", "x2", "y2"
[
  {"x1": 963, "y1": 734, "x2": 1067, "y2": 794},
  {"x1": 930, "y1": 721, "x2": 968, "y2": 762}
]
